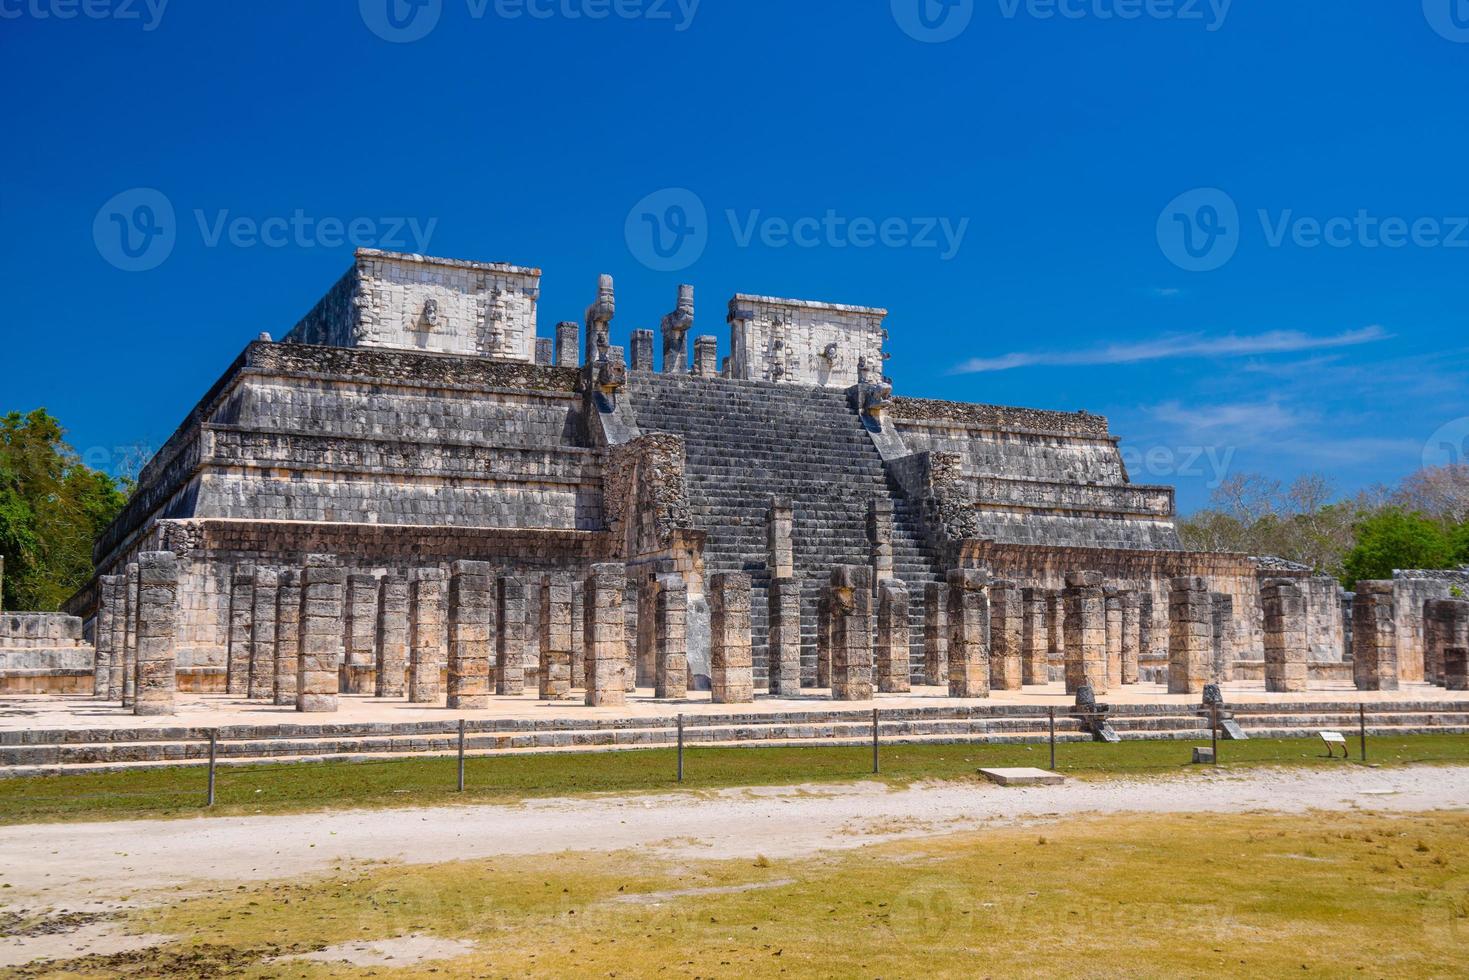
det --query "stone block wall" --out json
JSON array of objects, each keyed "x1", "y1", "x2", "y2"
[
  {"x1": 726, "y1": 294, "x2": 887, "y2": 388},
  {"x1": 0, "y1": 613, "x2": 92, "y2": 694}
]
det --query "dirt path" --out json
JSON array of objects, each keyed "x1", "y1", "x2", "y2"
[{"x1": 4, "y1": 766, "x2": 1466, "y2": 912}]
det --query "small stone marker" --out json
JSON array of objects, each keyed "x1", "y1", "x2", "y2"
[
  {"x1": 978, "y1": 767, "x2": 1065, "y2": 787},
  {"x1": 1192, "y1": 746, "x2": 1215, "y2": 764}
]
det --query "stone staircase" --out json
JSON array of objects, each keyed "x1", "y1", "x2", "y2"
[{"x1": 626, "y1": 374, "x2": 945, "y2": 684}]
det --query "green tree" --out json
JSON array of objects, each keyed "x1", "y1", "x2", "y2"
[
  {"x1": 1340, "y1": 508, "x2": 1453, "y2": 588},
  {"x1": 0, "y1": 410, "x2": 129, "y2": 612}
]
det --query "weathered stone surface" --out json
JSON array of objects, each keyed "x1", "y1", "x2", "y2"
[
  {"x1": 298, "y1": 564, "x2": 345, "y2": 712},
  {"x1": 569, "y1": 579, "x2": 585, "y2": 690},
  {"x1": 816, "y1": 587, "x2": 832, "y2": 690},
  {"x1": 496, "y1": 575, "x2": 527, "y2": 696},
  {"x1": 869, "y1": 499, "x2": 894, "y2": 587},
  {"x1": 989, "y1": 582, "x2": 1022, "y2": 692},
  {"x1": 710, "y1": 572, "x2": 754, "y2": 704},
  {"x1": 1064, "y1": 571, "x2": 1105, "y2": 695},
  {"x1": 1103, "y1": 589, "x2": 1123, "y2": 690},
  {"x1": 1210, "y1": 592, "x2": 1235, "y2": 683},
  {"x1": 122, "y1": 563, "x2": 139, "y2": 708},
  {"x1": 924, "y1": 581, "x2": 949, "y2": 687},
  {"x1": 1262, "y1": 579, "x2": 1309, "y2": 693},
  {"x1": 1353, "y1": 580, "x2": 1398, "y2": 692},
  {"x1": 409, "y1": 569, "x2": 447, "y2": 704},
  {"x1": 375, "y1": 576, "x2": 409, "y2": 698},
  {"x1": 1168, "y1": 576, "x2": 1212, "y2": 695},
  {"x1": 654, "y1": 573, "x2": 689, "y2": 699},
  {"x1": 767, "y1": 577, "x2": 801, "y2": 696},
  {"x1": 947, "y1": 569, "x2": 989, "y2": 699},
  {"x1": 1120, "y1": 590, "x2": 1141, "y2": 686},
  {"x1": 876, "y1": 578, "x2": 911, "y2": 693},
  {"x1": 1424, "y1": 598, "x2": 1469, "y2": 686},
  {"x1": 94, "y1": 575, "x2": 117, "y2": 699},
  {"x1": 448, "y1": 561, "x2": 494, "y2": 709},
  {"x1": 274, "y1": 571, "x2": 302, "y2": 705},
  {"x1": 134, "y1": 552, "x2": 179, "y2": 716},
  {"x1": 584, "y1": 563, "x2": 628, "y2": 707},
  {"x1": 342, "y1": 574, "x2": 379, "y2": 695},
  {"x1": 1020, "y1": 587, "x2": 1047, "y2": 687},
  {"x1": 767, "y1": 498, "x2": 794, "y2": 580},
  {"x1": 539, "y1": 574, "x2": 574, "y2": 699},
  {"x1": 831, "y1": 565, "x2": 874, "y2": 701},
  {"x1": 249, "y1": 568, "x2": 279, "y2": 700},
  {"x1": 225, "y1": 566, "x2": 254, "y2": 697},
  {"x1": 1446, "y1": 647, "x2": 1469, "y2": 691}
]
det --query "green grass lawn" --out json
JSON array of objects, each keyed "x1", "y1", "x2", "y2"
[{"x1": 2, "y1": 733, "x2": 1466, "y2": 826}]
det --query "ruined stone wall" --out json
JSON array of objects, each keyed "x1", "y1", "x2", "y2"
[
  {"x1": 0, "y1": 613, "x2": 92, "y2": 694},
  {"x1": 285, "y1": 249, "x2": 542, "y2": 361},
  {"x1": 1393, "y1": 568, "x2": 1469, "y2": 682},
  {"x1": 726, "y1": 294, "x2": 886, "y2": 388}
]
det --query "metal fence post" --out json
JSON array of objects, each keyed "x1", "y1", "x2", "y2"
[
  {"x1": 872, "y1": 707, "x2": 880, "y2": 775},
  {"x1": 1359, "y1": 704, "x2": 1367, "y2": 763},
  {"x1": 677, "y1": 714, "x2": 684, "y2": 783},
  {"x1": 457, "y1": 718, "x2": 466, "y2": 792},
  {"x1": 1048, "y1": 706, "x2": 1056, "y2": 771},
  {"x1": 206, "y1": 729, "x2": 217, "y2": 807}
]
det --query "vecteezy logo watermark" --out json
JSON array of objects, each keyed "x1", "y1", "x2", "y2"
[
  {"x1": 1156, "y1": 188, "x2": 1239, "y2": 273},
  {"x1": 891, "y1": 0, "x2": 974, "y2": 43},
  {"x1": 93, "y1": 188, "x2": 177, "y2": 273},
  {"x1": 0, "y1": 0, "x2": 169, "y2": 30},
  {"x1": 1120, "y1": 443, "x2": 1235, "y2": 489},
  {"x1": 94, "y1": 189, "x2": 439, "y2": 272},
  {"x1": 997, "y1": 0, "x2": 1232, "y2": 31},
  {"x1": 626, "y1": 188, "x2": 709, "y2": 273},
  {"x1": 360, "y1": 0, "x2": 699, "y2": 41},
  {"x1": 1424, "y1": 418, "x2": 1469, "y2": 470},
  {"x1": 1423, "y1": 0, "x2": 1469, "y2": 43},
  {"x1": 1159, "y1": 188, "x2": 1469, "y2": 272}
]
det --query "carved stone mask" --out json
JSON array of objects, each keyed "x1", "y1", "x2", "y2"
[{"x1": 422, "y1": 298, "x2": 440, "y2": 329}]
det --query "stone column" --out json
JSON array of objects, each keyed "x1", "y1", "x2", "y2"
[
  {"x1": 924, "y1": 582, "x2": 948, "y2": 686},
  {"x1": 768, "y1": 577, "x2": 802, "y2": 695},
  {"x1": 298, "y1": 563, "x2": 346, "y2": 713},
  {"x1": 409, "y1": 568, "x2": 448, "y2": 704},
  {"x1": 122, "y1": 562, "x2": 139, "y2": 708},
  {"x1": 635, "y1": 570, "x2": 660, "y2": 689},
  {"x1": 654, "y1": 573, "x2": 688, "y2": 699},
  {"x1": 1424, "y1": 599, "x2": 1469, "y2": 686},
  {"x1": 448, "y1": 561, "x2": 495, "y2": 709},
  {"x1": 1167, "y1": 576, "x2": 1213, "y2": 695},
  {"x1": 134, "y1": 551, "x2": 179, "y2": 716},
  {"x1": 1210, "y1": 592, "x2": 1235, "y2": 683},
  {"x1": 94, "y1": 575, "x2": 117, "y2": 698},
  {"x1": 1445, "y1": 647, "x2": 1469, "y2": 691},
  {"x1": 630, "y1": 329, "x2": 655, "y2": 372},
  {"x1": 1020, "y1": 587, "x2": 1047, "y2": 687},
  {"x1": 249, "y1": 569, "x2": 279, "y2": 700},
  {"x1": 816, "y1": 586, "x2": 832, "y2": 689},
  {"x1": 876, "y1": 578, "x2": 910, "y2": 693},
  {"x1": 104, "y1": 573, "x2": 126, "y2": 700},
  {"x1": 225, "y1": 566, "x2": 254, "y2": 696},
  {"x1": 1261, "y1": 579, "x2": 1308, "y2": 693},
  {"x1": 989, "y1": 581, "x2": 1022, "y2": 692},
  {"x1": 1121, "y1": 590, "x2": 1141, "y2": 686},
  {"x1": 570, "y1": 578, "x2": 586, "y2": 689},
  {"x1": 767, "y1": 498, "x2": 794, "y2": 580},
  {"x1": 1104, "y1": 589, "x2": 1123, "y2": 690},
  {"x1": 375, "y1": 575, "x2": 410, "y2": 698},
  {"x1": 868, "y1": 499, "x2": 894, "y2": 589},
  {"x1": 1139, "y1": 592, "x2": 1154, "y2": 661},
  {"x1": 539, "y1": 574, "x2": 574, "y2": 699},
  {"x1": 710, "y1": 572, "x2": 754, "y2": 703},
  {"x1": 495, "y1": 574, "x2": 527, "y2": 695},
  {"x1": 831, "y1": 565, "x2": 874, "y2": 701},
  {"x1": 1046, "y1": 590, "x2": 1065, "y2": 680},
  {"x1": 662, "y1": 283, "x2": 694, "y2": 373},
  {"x1": 1352, "y1": 580, "x2": 1398, "y2": 692},
  {"x1": 274, "y1": 571, "x2": 302, "y2": 706},
  {"x1": 534, "y1": 337, "x2": 554, "y2": 366},
  {"x1": 947, "y1": 569, "x2": 989, "y2": 699},
  {"x1": 693, "y1": 335, "x2": 719, "y2": 377},
  {"x1": 555, "y1": 321, "x2": 580, "y2": 368},
  {"x1": 584, "y1": 563, "x2": 628, "y2": 707},
  {"x1": 342, "y1": 574, "x2": 379, "y2": 694},
  {"x1": 1064, "y1": 571, "x2": 1106, "y2": 694}
]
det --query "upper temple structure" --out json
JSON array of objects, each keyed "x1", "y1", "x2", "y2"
[{"x1": 12, "y1": 246, "x2": 1461, "y2": 708}]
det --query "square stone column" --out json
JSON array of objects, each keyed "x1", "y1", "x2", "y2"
[
  {"x1": 1046, "y1": 590, "x2": 1065, "y2": 678},
  {"x1": 570, "y1": 579, "x2": 585, "y2": 689},
  {"x1": 924, "y1": 582, "x2": 948, "y2": 686},
  {"x1": 274, "y1": 571, "x2": 302, "y2": 706},
  {"x1": 635, "y1": 570, "x2": 660, "y2": 689},
  {"x1": 1120, "y1": 590, "x2": 1141, "y2": 686},
  {"x1": 947, "y1": 569, "x2": 989, "y2": 698},
  {"x1": 409, "y1": 569, "x2": 448, "y2": 704},
  {"x1": 555, "y1": 321, "x2": 580, "y2": 368},
  {"x1": 693, "y1": 335, "x2": 718, "y2": 377},
  {"x1": 298, "y1": 563, "x2": 346, "y2": 712},
  {"x1": 122, "y1": 562, "x2": 139, "y2": 708},
  {"x1": 767, "y1": 578, "x2": 802, "y2": 695},
  {"x1": 584, "y1": 563, "x2": 628, "y2": 707},
  {"x1": 249, "y1": 569, "x2": 279, "y2": 700},
  {"x1": 767, "y1": 498, "x2": 794, "y2": 580},
  {"x1": 94, "y1": 575, "x2": 117, "y2": 699},
  {"x1": 876, "y1": 578, "x2": 911, "y2": 693},
  {"x1": 1104, "y1": 589, "x2": 1123, "y2": 690},
  {"x1": 342, "y1": 574, "x2": 380, "y2": 695},
  {"x1": 831, "y1": 565, "x2": 874, "y2": 701},
  {"x1": 1445, "y1": 647, "x2": 1468, "y2": 691},
  {"x1": 1424, "y1": 599, "x2": 1469, "y2": 686},
  {"x1": 1064, "y1": 571, "x2": 1106, "y2": 695},
  {"x1": 710, "y1": 572, "x2": 754, "y2": 704},
  {"x1": 868, "y1": 499, "x2": 894, "y2": 588},
  {"x1": 448, "y1": 561, "x2": 495, "y2": 709},
  {"x1": 654, "y1": 573, "x2": 689, "y2": 699},
  {"x1": 989, "y1": 582, "x2": 1022, "y2": 692},
  {"x1": 1167, "y1": 576, "x2": 1213, "y2": 695},
  {"x1": 1352, "y1": 580, "x2": 1399, "y2": 691},
  {"x1": 1020, "y1": 587, "x2": 1047, "y2": 687},
  {"x1": 104, "y1": 573, "x2": 127, "y2": 700},
  {"x1": 375, "y1": 575, "x2": 410, "y2": 698},
  {"x1": 134, "y1": 551, "x2": 179, "y2": 717},
  {"x1": 1139, "y1": 592, "x2": 1154, "y2": 661},
  {"x1": 496, "y1": 574, "x2": 527, "y2": 696},
  {"x1": 1211, "y1": 592, "x2": 1235, "y2": 683},
  {"x1": 225, "y1": 565, "x2": 254, "y2": 697},
  {"x1": 539, "y1": 574, "x2": 574, "y2": 699},
  {"x1": 630, "y1": 329, "x2": 655, "y2": 372},
  {"x1": 816, "y1": 586, "x2": 833, "y2": 689},
  {"x1": 1261, "y1": 579, "x2": 1309, "y2": 693}
]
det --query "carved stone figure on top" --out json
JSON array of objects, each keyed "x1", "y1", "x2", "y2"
[
  {"x1": 660, "y1": 284, "x2": 694, "y2": 373},
  {"x1": 483, "y1": 289, "x2": 509, "y2": 355},
  {"x1": 585, "y1": 274, "x2": 616, "y2": 365},
  {"x1": 856, "y1": 356, "x2": 894, "y2": 429}
]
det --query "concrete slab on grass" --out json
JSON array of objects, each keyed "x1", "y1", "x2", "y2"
[{"x1": 978, "y1": 767, "x2": 1065, "y2": 787}]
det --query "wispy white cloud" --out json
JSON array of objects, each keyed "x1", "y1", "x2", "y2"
[
  {"x1": 1136, "y1": 399, "x2": 1421, "y2": 466},
  {"x1": 951, "y1": 325, "x2": 1391, "y2": 374}
]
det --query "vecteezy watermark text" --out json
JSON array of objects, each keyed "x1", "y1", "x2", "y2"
[
  {"x1": 359, "y1": 0, "x2": 699, "y2": 42},
  {"x1": 94, "y1": 188, "x2": 438, "y2": 272},
  {"x1": 997, "y1": 0, "x2": 1232, "y2": 30},
  {"x1": 1120, "y1": 443, "x2": 1235, "y2": 488},
  {"x1": 0, "y1": 0, "x2": 167, "y2": 30}
]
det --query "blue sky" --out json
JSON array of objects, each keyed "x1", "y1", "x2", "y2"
[{"x1": 3, "y1": 1, "x2": 1468, "y2": 513}]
